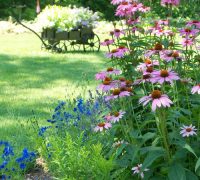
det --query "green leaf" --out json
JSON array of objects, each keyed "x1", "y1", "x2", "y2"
[
  {"x1": 183, "y1": 144, "x2": 197, "y2": 158},
  {"x1": 140, "y1": 146, "x2": 164, "y2": 155},
  {"x1": 142, "y1": 132, "x2": 156, "y2": 144},
  {"x1": 186, "y1": 170, "x2": 199, "y2": 180},
  {"x1": 142, "y1": 150, "x2": 165, "y2": 170},
  {"x1": 168, "y1": 163, "x2": 186, "y2": 180},
  {"x1": 195, "y1": 157, "x2": 200, "y2": 172},
  {"x1": 180, "y1": 108, "x2": 192, "y2": 115}
]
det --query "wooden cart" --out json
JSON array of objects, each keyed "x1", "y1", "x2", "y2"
[{"x1": 41, "y1": 27, "x2": 100, "y2": 52}]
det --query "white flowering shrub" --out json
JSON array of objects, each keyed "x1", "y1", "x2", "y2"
[{"x1": 36, "y1": 5, "x2": 99, "y2": 31}]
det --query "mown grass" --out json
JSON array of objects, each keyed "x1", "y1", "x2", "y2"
[{"x1": 0, "y1": 33, "x2": 106, "y2": 153}]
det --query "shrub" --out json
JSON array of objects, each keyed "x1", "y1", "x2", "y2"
[{"x1": 36, "y1": 5, "x2": 99, "y2": 31}]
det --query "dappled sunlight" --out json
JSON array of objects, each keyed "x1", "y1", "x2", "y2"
[{"x1": 0, "y1": 33, "x2": 107, "y2": 144}]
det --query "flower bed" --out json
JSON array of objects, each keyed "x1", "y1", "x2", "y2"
[{"x1": 1, "y1": 0, "x2": 200, "y2": 179}]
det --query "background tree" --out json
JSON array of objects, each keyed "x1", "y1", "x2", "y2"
[{"x1": 0, "y1": 0, "x2": 199, "y2": 21}]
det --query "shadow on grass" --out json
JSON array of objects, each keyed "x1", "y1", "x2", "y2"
[
  {"x1": 0, "y1": 52, "x2": 105, "y2": 88},
  {"x1": 0, "y1": 51, "x2": 107, "y2": 151},
  {"x1": 0, "y1": 52, "x2": 106, "y2": 119}
]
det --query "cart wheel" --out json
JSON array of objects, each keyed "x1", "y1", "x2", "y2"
[
  {"x1": 41, "y1": 40, "x2": 51, "y2": 51},
  {"x1": 51, "y1": 41, "x2": 62, "y2": 53},
  {"x1": 64, "y1": 40, "x2": 82, "y2": 52},
  {"x1": 59, "y1": 41, "x2": 67, "y2": 52},
  {"x1": 56, "y1": 48, "x2": 62, "y2": 53},
  {"x1": 83, "y1": 34, "x2": 100, "y2": 52}
]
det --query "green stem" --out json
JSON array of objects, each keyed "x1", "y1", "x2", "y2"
[{"x1": 156, "y1": 109, "x2": 171, "y2": 162}]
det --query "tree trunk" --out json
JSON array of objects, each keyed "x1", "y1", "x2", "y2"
[{"x1": 36, "y1": 0, "x2": 40, "y2": 14}]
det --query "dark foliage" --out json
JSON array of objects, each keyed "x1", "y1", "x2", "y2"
[{"x1": 0, "y1": 0, "x2": 200, "y2": 21}]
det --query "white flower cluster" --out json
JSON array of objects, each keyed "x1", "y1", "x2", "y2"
[{"x1": 36, "y1": 5, "x2": 99, "y2": 31}]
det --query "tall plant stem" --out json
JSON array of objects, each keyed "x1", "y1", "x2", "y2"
[{"x1": 156, "y1": 110, "x2": 171, "y2": 162}]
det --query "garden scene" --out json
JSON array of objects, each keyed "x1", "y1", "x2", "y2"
[{"x1": 0, "y1": 0, "x2": 200, "y2": 179}]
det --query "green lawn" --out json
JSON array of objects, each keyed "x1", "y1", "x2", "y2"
[{"x1": 0, "y1": 33, "x2": 106, "y2": 149}]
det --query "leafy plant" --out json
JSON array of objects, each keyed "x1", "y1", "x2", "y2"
[{"x1": 36, "y1": 5, "x2": 99, "y2": 31}]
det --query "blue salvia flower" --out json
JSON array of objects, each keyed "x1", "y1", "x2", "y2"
[
  {"x1": 0, "y1": 161, "x2": 8, "y2": 170},
  {"x1": 0, "y1": 141, "x2": 14, "y2": 172},
  {"x1": 47, "y1": 119, "x2": 56, "y2": 123},
  {"x1": 77, "y1": 98, "x2": 85, "y2": 113},
  {"x1": 54, "y1": 101, "x2": 66, "y2": 112},
  {"x1": 42, "y1": 92, "x2": 112, "y2": 141},
  {"x1": 19, "y1": 163, "x2": 26, "y2": 170},
  {"x1": 0, "y1": 175, "x2": 6, "y2": 180},
  {"x1": 63, "y1": 112, "x2": 73, "y2": 123},
  {"x1": 16, "y1": 148, "x2": 36, "y2": 170},
  {"x1": 93, "y1": 101, "x2": 99, "y2": 111},
  {"x1": 38, "y1": 126, "x2": 51, "y2": 136}
]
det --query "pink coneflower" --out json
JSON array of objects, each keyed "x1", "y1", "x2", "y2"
[
  {"x1": 191, "y1": 84, "x2": 200, "y2": 94},
  {"x1": 110, "y1": 110, "x2": 126, "y2": 123},
  {"x1": 111, "y1": 0, "x2": 134, "y2": 5},
  {"x1": 132, "y1": 164, "x2": 149, "y2": 179},
  {"x1": 131, "y1": 3, "x2": 143, "y2": 13},
  {"x1": 180, "y1": 78, "x2": 192, "y2": 85},
  {"x1": 115, "y1": 2, "x2": 141, "y2": 17},
  {"x1": 139, "y1": 6, "x2": 151, "y2": 13},
  {"x1": 180, "y1": 28, "x2": 199, "y2": 37},
  {"x1": 125, "y1": 80, "x2": 133, "y2": 87},
  {"x1": 153, "y1": 29, "x2": 173, "y2": 37},
  {"x1": 154, "y1": 43, "x2": 163, "y2": 50},
  {"x1": 131, "y1": 26, "x2": 138, "y2": 33},
  {"x1": 112, "y1": 140, "x2": 128, "y2": 148},
  {"x1": 95, "y1": 71, "x2": 107, "y2": 80},
  {"x1": 161, "y1": 0, "x2": 180, "y2": 6},
  {"x1": 153, "y1": 29, "x2": 166, "y2": 36},
  {"x1": 117, "y1": 46, "x2": 129, "y2": 53},
  {"x1": 95, "y1": 68, "x2": 121, "y2": 80},
  {"x1": 106, "y1": 49, "x2": 125, "y2": 58},
  {"x1": 187, "y1": 20, "x2": 200, "y2": 28},
  {"x1": 158, "y1": 19, "x2": 169, "y2": 26},
  {"x1": 100, "y1": 39, "x2": 114, "y2": 46},
  {"x1": 115, "y1": 8, "x2": 131, "y2": 17},
  {"x1": 113, "y1": 77, "x2": 126, "y2": 86},
  {"x1": 113, "y1": 29, "x2": 125, "y2": 38},
  {"x1": 165, "y1": 30, "x2": 175, "y2": 37},
  {"x1": 105, "y1": 88, "x2": 131, "y2": 101},
  {"x1": 117, "y1": 1, "x2": 132, "y2": 11},
  {"x1": 94, "y1": 122, "x2": 112, "y2": 132},
  {"x1": 139, "y1": 90, "x2": 173, "y2": 111},
  {"x1": 106, "y1": 67, "x2": 121, "y2": 75},
  {"x1": 97, "y1": 80, "x2": 116, "y2": 92},
  {"x1": 145, "y1": 43, "x2": 163, "y2": 57},
  {"x1": 136, "y1": 59, "x2": 159, "y2": 71},
  {"x1": 133, "y1": 74, "x2": 152, "y2": 85},
  {"x1": 104, "y1": 114, "x2": 113, "y2": 122},
  {"x1": 160, "y1": 50, "x2": 181, "y2": 62},
  {"x1": 127, "y1": 18, "x2": 139, "y2": 25},
  {"x1": 114, "y1": 78, "x2": 133, "y2": 87},
  {"x1": 151, "y1": 69, "x2": 180, "y2": 84},
  {"x1": 138, "y1": 5, "x2": 150, "y2": 12},
  {"x1": 143, "y1": 66, "x2": 155, "y2": 75},
  {"x1": 153, "y1": 21, "x2": 162, "y2": 30},
  {"x1": 180, "y1": 125, "x2": 197, "y2": 137},
  {"x1": 182, "y1": 38, "x2": 194, "y2": 47}
]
